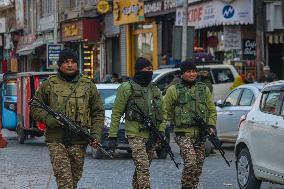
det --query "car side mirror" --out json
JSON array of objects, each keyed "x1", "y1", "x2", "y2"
[{"x1": 215, "y1": 99, "x2": 223, "y2": 107}]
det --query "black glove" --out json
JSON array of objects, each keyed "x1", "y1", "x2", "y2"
[
  {"x1": 108, "y1": 137, "x2": 117, "y2": 151},
  {"x1": 159, "y1": 131, "x2": 165, "y2": 139}
]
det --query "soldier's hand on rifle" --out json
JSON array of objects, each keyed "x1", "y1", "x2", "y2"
[
  {"x1": 157, "y1": 131, "x2": 166, "y2": 144},
  {"x1": 89, "y1": 139, "x2": 98, "y2": 148},
  {"x1": 108, "y1": 137, "x2": 117, "y2": 152},
  {"x1": 207, "y1": 125, "x2": 216, "y2": 135},
  {"x1": 45, "y1": 114, "x2": 62, "y2": 128}
]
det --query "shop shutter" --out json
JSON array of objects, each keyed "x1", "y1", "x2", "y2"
[
  {"x1": 172, "y1": 26, "x2": 194, "y2": 61},
  {"x1": 120, "y1": 25, "x2": 127, "y2": 76},
  {"x1": 103, "y1": 14, "x2": 119, "y2": 37}
]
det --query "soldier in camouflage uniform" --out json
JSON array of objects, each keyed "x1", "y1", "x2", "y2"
[
  {"x1": 108, "y1": 57, "x2": 165, "y2": 189},
  {"x1": 161, "y1": 60, "x2": 217, "y2": 189},
  {"x1": 31, "y1": 48, "x2": 104, "y2": 189}
]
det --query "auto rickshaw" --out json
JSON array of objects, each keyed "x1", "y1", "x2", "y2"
[
  {"x1": 16, "y1": 72, "x2": 56, "y2": 143},
  {"x1": 0, "y1": 72, "x2": 17, "y2": 131}
]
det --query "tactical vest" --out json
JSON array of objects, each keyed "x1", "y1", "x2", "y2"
[
  {"x1": 174, "y1": 82, "x2": 208, "y2": 128},
  {"x1": 48, "y1": 75, "x2": 92, "y2": 128},
  {"x1": 125, "y1": 81, "x2": 163, "y2": 126}
]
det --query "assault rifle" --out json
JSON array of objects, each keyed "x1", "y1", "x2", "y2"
[
  {"x1": 129, "y1": 103, "x2": 181, "y2": 169},
  {"x1": 193, "y1": 114, "x2": 231, "y2": 167},
  {"x1": 29, "y1": 96, "x2": 113, "y2": 158}
]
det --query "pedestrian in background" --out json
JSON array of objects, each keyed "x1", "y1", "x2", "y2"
[
  {"x1": 108, "y1": 57, "x2": 165, "y2": 189},
  {"x1": 259, "y1": 65, "x2": 278, "y2": 82},
  {"x1": 111, "y1": 73, "x2": 119, "y2": 83},
  {"x1": 244, "y1": 72, "x2": 254, "y2": 84},
  {"x1": 161, "y1": 60, "x2": 217, "y2": 189},
  {"x1": 31, "y1": 48, "x2": 104, "y2": 189}
]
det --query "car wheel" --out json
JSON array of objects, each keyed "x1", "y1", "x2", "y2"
[
  {"x1": 237, "y1": 148, "x2": 261, "y2": 189},
  {"x1": 93, "y1": 149, "x2": 105, "y2": 159},
  {"x1": 156, "y1": 148, "x2": 167, "y2": 159},
  {"x1": 205, "y1": 139, "x2": 212, "y2": 157}
]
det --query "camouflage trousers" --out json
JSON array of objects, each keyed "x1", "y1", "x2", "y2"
[
  {"x1": 47, "y1": 142, "x2": 87, "y2": 189},
  {"x1": 128, "y1": 136, "x2": 154, "y2": 189},
  {"x1": 175, "y1": 136, "x2": 205, "y2": 189}
]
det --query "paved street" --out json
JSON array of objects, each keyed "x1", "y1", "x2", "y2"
[{"x1": 0, "y1": 130, "x2": 283, "y2": 189}]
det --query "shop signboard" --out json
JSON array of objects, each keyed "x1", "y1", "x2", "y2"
[
  {"x1": 144, "y1": 0, "x2": 177, "y2": 16},
  {"x1": 242, "y1": 39, "x2": 256, "y2": 60},
  {"x1": 61, "y1": 21, "x2": 83, "y2": 42},
  {"x1": 175, "y1": 0, "x2": 253, "y2": 29},
  {"x1": 46, "y1": 44, "x2": 63, "y2": 69},
  {"x1": 224, "y1": 26, "x2": 241, "y2": 51},
  {"x1": 97, "y1": 0, "x2": 110, "y2": 14},
  {"x1": 113, "y1": 0, "x2": 145, "y2": 25}
]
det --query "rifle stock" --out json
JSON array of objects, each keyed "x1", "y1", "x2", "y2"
[{"x1": 29, "y1": 97, "x2": 113, "y2": 158}]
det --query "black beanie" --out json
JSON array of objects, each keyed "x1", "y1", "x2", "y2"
[
  {"x1": 58, "y1": 48, "x2": 78, "y2": 67},
  {"x1": 135, "y1": 57, "x2": 152, "y2": 72},
  {"x1": 180, "y1": 60, "x2": 197, "y2": 73}
]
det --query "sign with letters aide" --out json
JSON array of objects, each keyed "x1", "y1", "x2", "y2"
[{"x1": 47, "y1": 44, "x2": 63, "y2": 69}]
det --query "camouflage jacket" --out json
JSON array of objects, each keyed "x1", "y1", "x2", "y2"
[
  {"x1": 31, "y1": 73, "x2": 104, "y2": 144},
  {"x1": 108, "y1": 81, "x2": 165, "y2": 139}
]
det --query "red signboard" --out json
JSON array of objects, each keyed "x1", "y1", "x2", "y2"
[{"x1": 61, "y1": 18, "x2": 100, "y2": 42}]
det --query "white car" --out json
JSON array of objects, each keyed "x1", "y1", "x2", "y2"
[
  {"x1": 216, "y1": 83, "x2": 265, "y2": 143},
  {"x1": 152, "y1": 63, "x2": 239, "y2": 101},
  {"x1": 235, "y1": 80, "x2": 284, "y2": 189}
]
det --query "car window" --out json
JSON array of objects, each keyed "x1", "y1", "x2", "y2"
[
  {"x1": 223, "y1": 88, "x2": 242, "y2": 106},
  {"x1": 152, "y1": 73, "x2": 160, "y2": 80},
  {"x1": 98, "y1": 89, "x2": 117, "y2": 110},
  {"x1": 260, "y1": 91, "x2": 280, "y2": 113},
  {"x1": 198, "y1": 67, "x2": 213, "y2": 83},
  {"x1": 281, "y1": 100, "x2": 284, "y2": 116},
  {"x1": 155, "y1": 72, "x2": 175, "y2": 91},
  {"x1": 239, "y1": 89, "x2": 255, "y2": 106},
  {"x1": 211, "y1": 68, "x2": 234, "y2": 84},
  {"x1": 281, "y1": 98, "x2": 284, "y2": 116}
]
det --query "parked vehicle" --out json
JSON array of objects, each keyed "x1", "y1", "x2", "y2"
[
  {"x1": 93, "y1": 84, "x2": 170, "y2": 159},
  {"x1": 16, "y1": 72, "x2": 55, "y2": 143},
  {"x1": 152, "y1": 63, "x2": 239, "y2": 101},
  {"x1": 235, "y1": 80, "x2": 284, "y2": 189},
  {"x1": 0, "y1": 72, "x2": 17, "y2": 131},
  {"x1": 216, "y1": 83, "x2": 265, "y2": 143}
]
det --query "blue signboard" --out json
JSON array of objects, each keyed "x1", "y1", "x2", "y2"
[{"x1": 46, "y1": 44, "x2": 63, "y2": 69}]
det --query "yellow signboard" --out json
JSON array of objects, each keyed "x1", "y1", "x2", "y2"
[
  {"x1": 97, "y1": 0, "x2": 110, "y2": 14},
  {"x1": 113, "y1": 0, "x2": 145, "y2": 25}
]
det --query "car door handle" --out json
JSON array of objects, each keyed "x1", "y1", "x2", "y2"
[
  {"x1": 247, "y1": 120, "x2": 255, "y2": 124},
  {"x1": 227, "y1": 112, "x2": 233, "y2": 115},
  {"x1": 271, "y1": 125, "x2": 279, "y2": 129}
]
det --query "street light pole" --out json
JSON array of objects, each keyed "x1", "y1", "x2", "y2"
[
  {"x1": 53, "y1": 0, "x2": 58, "y2": 43},
  {"x1": 181, "y1": 0, "x2": 188, "y2": 61},
  {"x1": 255, "y1": 0, "x2": 264, "y2": 80}
]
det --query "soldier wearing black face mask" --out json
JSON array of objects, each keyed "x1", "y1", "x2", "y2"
[{"x1": 108, "y1": 57, "x2": 165, "y2": 189}]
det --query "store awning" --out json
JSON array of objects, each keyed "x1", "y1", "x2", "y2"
[{"x1": 16, "y1": 39, "x2": 44, "y2": 56}]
